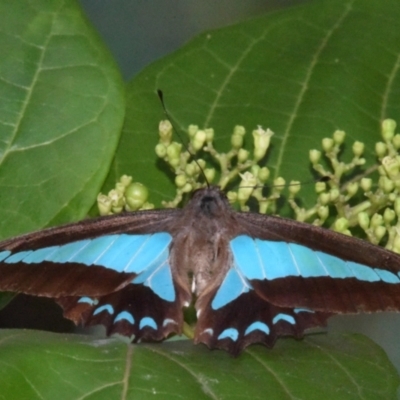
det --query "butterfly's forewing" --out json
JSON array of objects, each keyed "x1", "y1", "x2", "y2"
[
  {"x1": 0, "y1": 209, "x2": 178, "y2": 297},
  {"x1": 233, "y1": 213, "x2": 400, "y2": 313}
]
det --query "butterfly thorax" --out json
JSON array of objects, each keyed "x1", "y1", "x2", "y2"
[{"x1": 169, "y1": 187, "x2": 240, "y2": 303}]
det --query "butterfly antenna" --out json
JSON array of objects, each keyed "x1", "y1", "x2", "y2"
[
  {"x1": 241, "y1": 175, "x2": 331, "y2": 191},
  {"x1": 157, "y1": 90, "x2": 210, "y2": 188},
  {"x1": 271, "y1": 175, "x2": 331, "y2": 189}
]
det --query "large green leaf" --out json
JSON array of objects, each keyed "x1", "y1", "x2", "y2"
[
  {"x1": 106, "y1": 0, "x2": 400, "y2": 210},
  {"x1": 0, "y1": 0, "x2": 125, "y2": 239},
  {"x1": 1, "y1": 0, "x2": 400, "y2": 398},
  {"x1": 0, "y1": 330, "x2": 398, "y2": 400}
]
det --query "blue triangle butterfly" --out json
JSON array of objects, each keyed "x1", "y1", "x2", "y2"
[{"x1": 1, "y1": 186, "x2": 400, "y2": 354}]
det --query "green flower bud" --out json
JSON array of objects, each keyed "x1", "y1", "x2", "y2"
[
  {"x1": 253, "y1": 126, "x2": 273, "y2": 161},
  {"x1": 322, "y1": 138, "x2": 334, "y2": 152},
  {"x1": 360, "y1": 178, "x2": 372, "y2": 191},
  {"x1": 258, "y1": 167, "x2": 270, "y2": 182},
  {"x1": 97, "y1": 193, "x2": 112, "y2": 216},
  {"x1": 329, "y1": 188, "x2": 340, "y2": 202},
  {"x1": 379, "y1": 176, "x2": 394, "y2": 193},
  {"x1": 383, "y1": 208, "x2": 396, "y2": 223},
  {"x1": 239, "y1": 171, "x2": 257, "y2": 188},
  {"x1": 205, "y1": 128, "x2": 214, "y2": 142},
  {"x1": 346, "y1": 182, "x2": 358, "y2": 196},
  {"x1": 108, "y1": 189, "x2": 124, "y2": 205},
  {"x1": 333, "y1": 130, "x2": 346, "y2": 145},
  {"x1": 125, "y1": 182, "x2": 149, "y2": 210},
  {"x1": 204, "y1": 168, "x2": 215, "y2": 183},
  {"x1": 315, "y1": 181, "x2": 326, "y2": 193},
  {"x1": 319, "y1": 192, "x2": 330, "y2": 205},
  {"x1": 374, "y1": 226, "x2": 386, "y2": 242},
  {"x1": 192, "y1": 129, "x2": 207, "y2": 151},
  {"x1": 389, "y1": 193, "x2": 397, "y2": 202},
  {"x1": 231, "y1": 132, "x2": 244, "y2": 149},
  {"x1": 155, "y1": 143, "x2": 167, "y2": 158},
  {"x1": 188, "y1": 124, "x2": 198, "y2": 138},
  {"x1": 375, "y1": 141, "x2": 387, "y2": 158},
  {"x1": 109, "y1": 189, "x2": 125, "y2": 213},
  {"x1": 251, "y1": 165, "x2": 260, "y2": 177},
  {"x1": 309, "y1": 149, "x2": 321, "y2": 164},
  {"x1": 182, "y1": 183, "x2": 193, "y2": 193},
  {"x1": 352, "y1": 141, "x2": 364, "y2": 157},
  {"x1": 238, "y1": 172, "x2": 257, "y2": 203},
  {"x1": 115, "y1": 182, "x2": 126, "y2": 193},
  {"x1": 233, "y1": 125, "x2": 246, "y2": 137},
  {"x1": 382, "y1": 119, "x2": 396, "y2": 141},
  {"x1": 197, "y1": 159, "x2": 206, "y2": 170},
  {"x1": 357, "y1": 212, "x2": 369, "y2": 230},
  {"x1": 288, "y1": 181, "x2": 301, "y2": 195},
  {"x1": 238, "y1": 148, "x2": 249, "y2": 162},
  {"x1": 175, "y1": 174, "x2": 187, "y2": 188},
  {"x1": 317, "y1": 206, "x2": 329, "y2": 220},
  {"x1": 185, "y1": 163, "x2": 196, "y2": 177},
  {"x1": 334, "y1": 217, "x2": 350, "y2": 235},
  {"x1": 159, "y1": 120, "x2": 173, "y2": 145},
  {"x1": 119, "y1": 175, "x2": 132, "y2": 187},
  {"x1": 273, "y1": 177, "x2": 286, "y2": 189},
  {"x1": 382, "y1": 156, "x2": 400, "y2": 178},
  {"x1": 393, "y1": 134, "x2": 400, "y2": 149},
  {"x1": 370, "y1": 213, "x2": 383, "y2": 228},
  {"x1": 166, "y1": 142, "x2": 182, "y2": 167}
]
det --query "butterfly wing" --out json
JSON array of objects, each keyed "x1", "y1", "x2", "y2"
[
  {"x1": 0, "y1": 208, "x2": 191, "y2": 342},
  {"x1": 234, "y1": 212, "x2": 400, "y2": 313},
  {"x1": 3, "y1": 186, "x2": 400, "y2": 354},
  {"x1": 195, "y1": 287, "x2": 331, "y2": 355},
  {"x1": 188, "y1": 187, "x2": 400, "y2": 353}
]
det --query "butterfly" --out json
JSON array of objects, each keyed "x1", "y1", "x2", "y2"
[{"x1": 1, "y1": 185, "x2": 400, "y2": 355}]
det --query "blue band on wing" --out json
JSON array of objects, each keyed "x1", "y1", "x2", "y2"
[
  {"x1": 114, "y1": 311, "x2": 135, "y2": 325},
  {"x1": 218, "y1": 328, "x2": 239, "y2": 341},
  {"x1": 93, "y1": 304, "x2": 114, "y2": 316},
  {"x1": 212, "y1": 267, "x2": 252, "y2": 310},
  {"x1": 273, "y1": 313, "x2": 295, "y2": 325},
  {"x1": 139, "y1": 317, "x2": 157, "y2": 330},
  {"x1": 230, "y1": 235, "x2": 400, "y2": 285},
  {"x1": 1, "y1": 232, "x2": 175, "y2": 301},
  {"x1": 132, "y1": 249, "x2": 175, "y2": 302},
  {"x1": 244, "y1": 321, "x2": 270, "y2": 336}
]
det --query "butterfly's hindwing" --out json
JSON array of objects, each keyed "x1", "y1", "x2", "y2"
[
  {"x1": 195, "y1": 288, "x2": 331, "y2": 355},
  {"x1": 57, "y1": 283, "x2": 184, "y2": 341}
]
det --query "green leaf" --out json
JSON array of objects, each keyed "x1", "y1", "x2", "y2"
[
  {"x1": 0, "y1": 0, "x2": 125, "y2": 239},
  {"x1": 0, "y1": 330, "x2": 398, "y2": 399},
  {"x1": 106, "y1": 0, "x2": 400, "y2": 211}
]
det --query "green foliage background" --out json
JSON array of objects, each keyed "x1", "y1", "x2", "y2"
[{"x1": 0, "y1": 0, "x2": 399, "y2": 398}]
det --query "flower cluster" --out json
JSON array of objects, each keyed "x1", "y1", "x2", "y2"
[
  {"x1": 97, "y1": 118, "x2": 400, "y2": 253},
  {"x1": 154, "y1": 120, "x2": 284, "y2": 211},
  {"x1": 97, "y1": 175, "x2": 154, "y2": 216},
  {"x1": 289, "y1": 119, "x2": 400, "y2": 252}
]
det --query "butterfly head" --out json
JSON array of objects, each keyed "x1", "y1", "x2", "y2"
[{"x1": 189, "y1": 186, "x2": 230, "y2": 218}]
